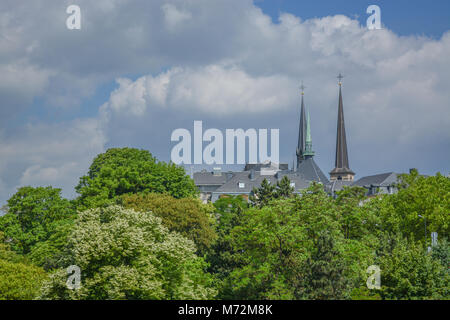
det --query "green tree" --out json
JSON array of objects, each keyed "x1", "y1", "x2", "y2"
[
  {"x1": 0, "y1": 232, "x2": 47, "y2": 300},
  {"x1": 386, "y1": 170, "x2": 450, "y2": 242},
  {"x1": 222, "y1": 184, "x2": 345, "y2": 299},
  {"x1": 335, "y1": 186, "x2": 370, "y2": 239},
  {"x1": 38, "y1": 206, "x2": 216, "y2": 300},
  {"x1": 298, "y1": 231, "x2": 349, "y2": 299},
  {"x1": 249, "y1": 178, "x2": 275, "y2": 208},
  {"x1": 120, "y1": 193, "x2": 217, "y2": 254},
  {"x1": 431, "y1": 238, "x2": 449, "y2": 270},
  {"x1": 0, "y1": 186, "x2": 75, "y2": 268},
  {"x1": 376, "y1": 234, "x2": 449, "y2": 299},
  {"x1": 274, "y1": 176, "x2": 295, "y2": 199},
  {"x1": 75, "y1": 148, "x2": 198, "y2": 209},
  {"x1": 207, "y1": 196, "x2": 248, "y2": 296}
]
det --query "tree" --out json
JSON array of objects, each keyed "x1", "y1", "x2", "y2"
[
  {"x1": 0, "y1": 232, "x2": 47, "y2": 300},
  {"x1": 222, "y1": 184, "x2": 346, "y2": 299},
  {"x1": 120, "y1": 193, "x2": 217, "y2": 254},
  {"x1": 206, "y1": 196, "x2": 248, "y2": 296},
  {"x1": 375, "y1": 233, "x2": 449, "y2": 299},
  {"x1": 0, "y1": 186, "x2": 75, "y2": 268},
  {"x1": 431, "y1": 238, "x2": 449, "y2": 270},
  {"x1": 385, "y1": 170, "x2": 450, "y2": 242},
  {"x1": 75, "y1": 148, "x2": 198, "y2": 209},
  {"x1": 298, "y1": 231, "x2": 349, "y2": 299},
  {"x1": 335, "y1": 186, "x2": 370, "y2": 239},
  {"x1": 249, "y1": 178, "x2": 275, "y2": 208},
  {"x1": 38, "y1": 206, "x2": 216, "y2": 300},
  {"x1": 274, "y1": 176, "x2": 295, "y2": 199}
]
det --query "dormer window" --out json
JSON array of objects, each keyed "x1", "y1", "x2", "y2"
[{"x1": 238, "y1": 182, "x2": 245, "y2": 189}]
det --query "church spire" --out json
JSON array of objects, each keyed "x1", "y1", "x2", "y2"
[
  {"x1": 296, "y1": 82, "x2": 307, "y2": 168},
  {"x1": 330, "y1": 74, "x2": 355, "y2": 181},
  {"x1": 304, "y1": 111, "x2": 315, "y2": 157}
]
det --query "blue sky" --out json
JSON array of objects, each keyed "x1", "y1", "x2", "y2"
[
  {"x1": 257, "y1": 0, "x2": 450, "y2": 38},
  {"x1": 0, "y1": 0, "x2": 449, "y2": 203}
]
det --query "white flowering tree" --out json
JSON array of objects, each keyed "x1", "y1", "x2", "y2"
[{"x1": 38, "y1": 205, "x2": 216, "y2": 300}]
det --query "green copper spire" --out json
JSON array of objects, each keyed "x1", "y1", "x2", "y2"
[{"x1": 304, "y1": 110, "x2": 315, "y2": 157}]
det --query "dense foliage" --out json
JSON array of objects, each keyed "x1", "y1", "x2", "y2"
[
  {"x1": 0, "y1": 148, "x2": 448, "y2": 300},
  {"x1": 76, "y1": 148, "x2": 198, "y2": 209},
  {"x1": 121, "y1": 193, "x2": 217, "y2": 254},
  {"x1": 0, "y1": 186, "x2": 75, "y2": 269},
  {"x1": 0, "y1": 232, "x2": 47, "y2": 299},
  {"x1": 38, "y1": 206, "x2": 216, "y2": 300}
]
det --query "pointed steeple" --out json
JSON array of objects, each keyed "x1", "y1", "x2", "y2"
[
  {"x1": 330, "y1": 74, "x2": 355, "y2": 181},
  {"x1": 296, "y1": 83, "x2": 306, "y2": 167},
  {"x1": 294, "y1": 82, "x2": 329, "y2": 184},
  {"x1": 303, "y1": 111, "x2": 315, "y2": 157}
]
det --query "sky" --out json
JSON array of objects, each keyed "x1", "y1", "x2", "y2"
[{"x1": 0, "y1": 0, "x2": 449, "y2": 204}]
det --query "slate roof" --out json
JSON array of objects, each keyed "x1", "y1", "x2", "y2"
[
  {"x1": 296, "y1": 157, "x2": 329, "y2": 184},
  {"x1": 193, "y1": 170, "x2": 230, "y2": 185},
  {"x1": 211, "y1": 170, "x2": 313, "y2": 194},
  {"x1": 327, "y1": 180, "x2": 354, "y2": 193},
  {"x1": 353, "y1": 172, "x2": 398, "y2": 187},
  {"x1": 214, "y1": 171, "x2": 276, "y2": 193}
]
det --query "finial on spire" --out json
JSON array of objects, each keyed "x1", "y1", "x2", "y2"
[
  {"x1": 300, "y1": 81, "x2": 306, "y2": 96},
  {"x1": 337, "y1": 73, "x2": 344, "y2": 86}
]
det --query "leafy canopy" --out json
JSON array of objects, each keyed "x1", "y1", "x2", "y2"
[
  {"x1": 38, "y1": 206, "x2": 216, "y2": 300},
  {"x1": 0, "y1": 186, "x2": 75, "y2": 268},
  {"x1": 75, "y1": 148, "x2": 198, "y2": 209},
  {"x1": 121, "y1": 193, "x2": 217, "y2": 254}
]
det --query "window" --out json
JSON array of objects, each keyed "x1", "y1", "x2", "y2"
[
  {"x1": 290, "y1": 182, "x2": 295, "y2": 188},
  {"x1": 238, "y1": 182, "x2": 245, "y2": 189}
]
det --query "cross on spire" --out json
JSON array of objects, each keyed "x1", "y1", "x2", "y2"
[
  {"x1": 337, "y1": 73, "x2": 344, "y2": 86},
  {"x1": 300, "y1": 81, "x2": 306, "y2": 95}
]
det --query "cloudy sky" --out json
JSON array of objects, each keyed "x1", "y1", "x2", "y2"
[{"x1": 0, "y1": 0, "x2": 449, "y2": 203}]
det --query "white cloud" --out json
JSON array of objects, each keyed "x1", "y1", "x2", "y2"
[
  {"x1": 0, "y1": 118, "x2": 106, "y2": 202},
  {"x1": 161, "y1": 3, "x2": 192, "y2": 32},
  {"x1": 103, "y1": 65, "x2": 296, "y2": 116}
]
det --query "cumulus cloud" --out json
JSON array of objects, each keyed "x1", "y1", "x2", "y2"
[
  {"x1": 100, "y1": 12, "x2": 450, "y2": 147},
  {"x1": 102, "y1": 65, "x2": 296, "y2": 116},
  {"x1": 0, "y1": 118, "x2": 106, "y2": 202}
]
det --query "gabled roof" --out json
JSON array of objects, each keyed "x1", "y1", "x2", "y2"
[{"x1": 353, "y1": 172, "x2": 398, "y2": 187}]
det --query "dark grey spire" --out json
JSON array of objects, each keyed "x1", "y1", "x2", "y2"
[
  {"x1": 296, "y1": 84, "x2": 306, "y2": 168},
  {"x1": 330, "y1": 74, "x2": 355, "y2": 181}
]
